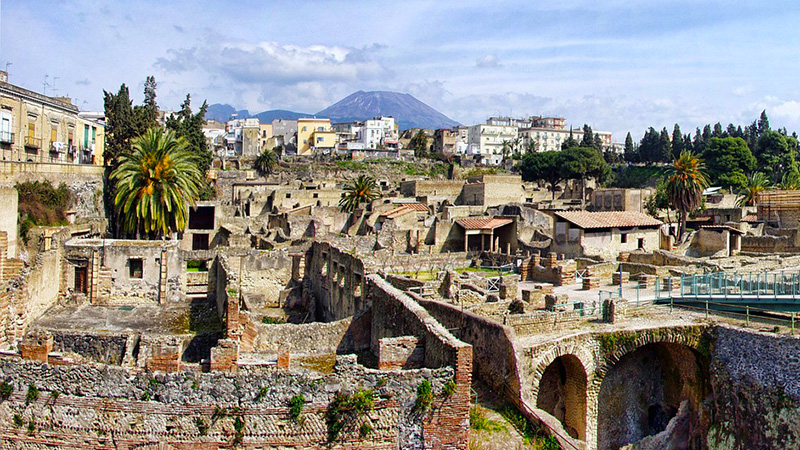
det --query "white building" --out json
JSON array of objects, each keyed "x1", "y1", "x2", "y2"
[
  {"x1": 518, "y1": 127, "x2": 612, "y2": 152},
  {"x1": 224, "y1": 118, "x2": 260, "y2": 157},
  {"x1": 465, "y1": 124, "x2": 518, "y2": 165},
  {"x1": 332, "y1": 116, "x2": 399, "y2": 154}
]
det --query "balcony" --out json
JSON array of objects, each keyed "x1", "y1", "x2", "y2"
[
  {"x1": 0, "y1": 131, "x2": 12, "y2": 144},
  {"x1": 24, "y1": 136, "x2": 42, "y2": 149}
]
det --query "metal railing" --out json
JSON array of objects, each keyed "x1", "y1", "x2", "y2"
[
  {"x1": 0, "y1": 131, "x2": 12, "y2": 144},
  {"x1": 24, "y1": 136, "x2": 41, "y2": 148}
]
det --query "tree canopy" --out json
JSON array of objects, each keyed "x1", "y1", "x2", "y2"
[
  {"x1": 703, "y1": 137, "x2": 756, "y2": 191},
  {"x1": 111, "y1": 128, "x2": 203, "y2": 237},
  {"x1": 517, "y1": 151, "x2": 564, "y2": 199}
]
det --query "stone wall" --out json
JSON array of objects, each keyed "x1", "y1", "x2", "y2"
[
  {"x1": 251, "y1": 313, "x2": 370, "y2": 356},
  {"x1": 416, "y1": 298, "x2": 520, "y2": 399},
  {"x1": 305, "y1": 241, "x2": 368, "y2": 322},
  {"x1": 367, "y1": 275, "x2": 472, "y2": 449},
  {"x1": 706, "y1": 325, "x2": 800, "y2": 449},
  {"x1": 0, "y1": 355, "x2": 455, "y2": 449},
  {"x1": 0, "y1": 187, "x2": 17, "y2": 257},
  {"x1": 0, "y1": 161, "x2": 105, "y2": 219}
]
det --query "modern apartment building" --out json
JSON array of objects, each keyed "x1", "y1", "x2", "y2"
[
  {"x1": 0, "y1": 71, "x2": 104, "y2": 165},
  {"x1": 297, "y1": 118, "x2": 335, "y2": 156},
  {"x1": 465, "y1": 124, "x2": 518, "y2": 165}
]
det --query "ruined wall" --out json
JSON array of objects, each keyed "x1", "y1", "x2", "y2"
[
  {"x1": 227, "y1": 249, "x2": 293, "y2": 309},
  {"x1": 367, "y1": 275, "x2": 472, "y2": 449},
  {"x1": 0, "y1": 187, "x2": 17, "y2": 257},
  {"x1": 305, "y1": 241, "x2": 368, "y2": 322},
  {"x1": 251, "y1": 313, "x2": 370, "y2": 355},
  {"x1": 706, "y1": 326, "x2": 800, "y2": 449},
  {"x1": 0, "y1": 355, "x2": 455, "y2": 449},
  {"x1": 416, "y1": 298, "x2": 520, "y2": 398},
  {"x1": 0, "y1": 161, "x2": 105, "y2": 219}
]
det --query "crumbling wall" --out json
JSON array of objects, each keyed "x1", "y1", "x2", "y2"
[
  {"x1": 367, "y1": 275, "x2": 472, "y2": 449},
  {"x1": 706, "y1": 326, "x2": 800, "y2": 449},
  {"x1": 305, "y1": 241, "x2": 368, "y2": 322},
  {"x1": 0, "y1": 355, "x2": 455, "y2": 449}
]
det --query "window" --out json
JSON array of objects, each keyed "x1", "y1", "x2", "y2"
[
  {"x1": 620, "y1": 234, "x2": 627, "y2": 243},
  {"x1": 192, "y1": 233, "x2": 209, "y2": 250},
  {"x1": 51, "y1": 126, "x2": 57, "y2": 143},
  {"x1": 129, "y1": 258, "x2": 143, "y2": 279},
  {"x1": 28, "y1": 123, "x2": 35, "y2": 138},
  {"x1": 285, "y1": 193, "x2": 291, "y2": 198},
  {"x1": 188, "y1": 206, "x2": 215, "y2": 230}
]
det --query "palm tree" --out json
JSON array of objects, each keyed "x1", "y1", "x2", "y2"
[
  {"x1": 339, "y1": 175, "x2": 379, "y2": 212},
  {"x1": 665, "y1": 150, "x2": 709, "y2": 241},
  {"x1": 255, "y1": 147, "x2": 278, "y2": 175},
  {"x1": 780, "y1": 170, "x2": 800, "y2": 190},
  {"x1": 736, "y1": 172, "x2": 771, "y2": 207},
  {"x1": 111, "y1": 128, "x2": 203, "y2": 237}
]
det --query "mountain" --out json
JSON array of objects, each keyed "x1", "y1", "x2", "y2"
[
  {"x1": 315, "y1": 91, "x2": 459, "y2": 130},
  {"x1": 205, "y1": 104, "x2": 251, "y2": 123},
  {"x1": 252, "y1": 109, "x2": 310, "y2": 123},
  {"x1": 205, "y1": 103, "x2": 310, "y2": 124}
]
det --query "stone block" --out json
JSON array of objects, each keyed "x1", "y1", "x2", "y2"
[
  {"x1": 612, "y1": 271, "x2": 630, "y2": 285},
  {"x1": 19, "y1": 331, "x2": 53, "y2": 363},
  {"x1": 545, "y1": 294, "x2": 566, "y2": 311},
  {"x1": 582, "y1": 277, "x2": 600, "y2": 290},
  {"x1": 603, "y1": 298, "x2": 627, "y2": 323},
  {"x1": 209, "y1": 339, "x2": 239, "y2": 373},
  {"x1": 277, "y1": 349, "x2": 290, "y2": 370}
]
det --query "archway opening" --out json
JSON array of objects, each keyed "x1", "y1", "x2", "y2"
[
  {"x1": 537, "y1": 354, "x2": 587, "y2": 440},
  {"x1": 596, "y1": 342, "x2": 709, "y2": 450}
]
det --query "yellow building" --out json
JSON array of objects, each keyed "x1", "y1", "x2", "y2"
[
  {"x1": 296, "y1": 118, "x2": 335, "y2": 155},
  {"x1": 259, "y1": 123, "x2": 273, "y2": 152},
  {"x1": 0, "y1": 71, "x2": 104, "y2": 165}
]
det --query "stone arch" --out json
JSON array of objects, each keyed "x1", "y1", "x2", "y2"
[
  {"x1": 592, "y1": 327, "x2": 710, "y2": 450},
  {"x1": 536, "y1": 354, "x2": 588, "y2": 440}
]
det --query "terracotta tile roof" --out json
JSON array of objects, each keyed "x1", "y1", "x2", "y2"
[
  {"x1": 742, "y1": 214, "x2": 759, "y2": 223},
  {"x1": 554, "y1": 211, "x2": 662, "y2": 229},
  {"x1": 379, "y1": 203, "x2": 429, "y2": 219},
  {"x1": 455, "y1": 217, "x2": 514, "y2": 230}
]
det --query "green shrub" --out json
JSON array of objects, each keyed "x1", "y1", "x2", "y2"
[
  {"x1": 443, "y1": 379, "x2": 457, "y2": 398},
  {"x1": 326, "y1": 388, "x2": 375, "y2": 441},
  {"x1": 27, "y1": 420, "x2": 35, "y2": 434},
  {"x1": 256, "y1": 386, "x2": 269, "y2": 402},
  {"x1": 359, "y1": 421, "x2": 373, "y2": 437},
  {"x1": 13, "y1": 413, "x2": 23, "y2": 427},
  {"x1": 25, "y1": 384, "x2": 39, "y2": 404},
  {"x1": 415, "y1": 380, "x2": 433, "y2": 411},
  {"x1": 195, "y1": 417, "x2": 208, "y2": 435},
  {"x1": 0, "y1": 381, "x2": 12, "y2": 400},
  {"x1": 288, "y1": 394, "x2": 305, "y2": 422}
]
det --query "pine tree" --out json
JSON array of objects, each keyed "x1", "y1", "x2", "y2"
[
  {"x1": 165, "y1": 94, "x2": 212, "y2": 199},
  {"x1": 671, "y1": 124, "x2": 683, "y2": 159},
  {"x1": 659, "y1": 127, "x2": 672, "y2": 162},
  {"x1": 758, "y1": 110, "x2": 770, "y2": 136},
  {"x1": 623, "y1": 132, "x2": 637, "y2": 162}
]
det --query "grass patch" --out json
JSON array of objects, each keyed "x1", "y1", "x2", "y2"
[
  {"x1": 296, "y1": 354, "x2": 337, "y2": 374},
  {"x1": 470, "y1": 406, "x2": 506, "y2": 432},
  {"x1": 499, "y1": 404, "x2": 560, "y2": 449},
  {"x1": 261, "y1": 316, "x2": 286, "y2": 325},
  {"x1": 443, "y1": 378, "x2": 457, "y2": 398},
  {"x1": 597, "y1": 331, "x2": 639, "y2": 354}
]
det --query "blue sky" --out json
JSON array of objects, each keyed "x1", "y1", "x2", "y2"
[{"x1": 3, "y1": 0, "x2": 800, "y2": 139}]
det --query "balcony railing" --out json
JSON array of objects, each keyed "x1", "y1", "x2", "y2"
[
  {"x1": 24, "y1": 136, "x2": 42, "y2": 148},
  {"x1": 0, "y1": 131, "x2": 12, "y2": 144}
]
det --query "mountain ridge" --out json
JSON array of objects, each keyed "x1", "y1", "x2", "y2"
[{"x1": 205, "y1": 91, "x2": 458, "y2": 130}]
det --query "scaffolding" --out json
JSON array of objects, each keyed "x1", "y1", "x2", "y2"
[{"x1": 756, "y1": 190, "x2": 800, "y2": 227}]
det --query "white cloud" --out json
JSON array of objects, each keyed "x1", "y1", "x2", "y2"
[{"x1": 475, "y1": 54, "x2": 502, "y2": 69}]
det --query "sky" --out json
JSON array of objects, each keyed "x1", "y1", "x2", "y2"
[{"x1": 2, "y1": 0, "x2": 800, "y2": 140}]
